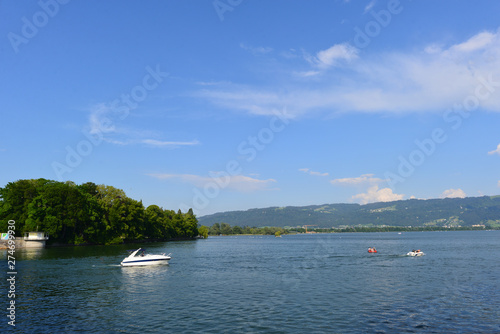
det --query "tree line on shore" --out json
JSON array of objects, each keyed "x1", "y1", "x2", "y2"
[
  {"x1": 200, "y1": 223, "x2": 286, "y2": 236},
  {"x1": 0, "y1": 179, "x2": 198, "y2": 245},
  {"x1": 200, "y1": 223, "x2": 492, "y2": 236}
]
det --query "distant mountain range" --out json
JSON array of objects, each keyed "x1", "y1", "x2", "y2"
[{"x1": 198, "y1": 196, "x2": 500, "y2": 228}]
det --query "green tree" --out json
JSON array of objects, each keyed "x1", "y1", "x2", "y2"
[
  {"x1": 76, "y1": 182, "x2": 106, "y2": 244},
  {"x1": 209, "y1": 223, "x2": 221, "y2": 235},
  {"x1": 198, "y1": 225, "x2": 209, "y2": 238},
  {"x1": 182, "y1": 208, "x2": 199, "y2": 238},
  {"x1": 24, "y1": 181, "x2": 94, "y2": 244},
  {"x1": 220, "y1": 222, "x2": 232, "y2": 235},
  {"x1": 145, "y1": 205, "x2": 165, "y2": 239},
  {"x1": 0, "y1": 179, "x2": 51, "y2": 234},
  {"x1": 95, "y1": 185, "x2": 132, "y2": 244}
]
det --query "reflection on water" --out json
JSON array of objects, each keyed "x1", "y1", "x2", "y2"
[
  {"x1": 1, "y1": 231, "x2": 499, "y2": 333},
  {"x1": 15, "y1": 247, "x2": 44, "y2": 260}
]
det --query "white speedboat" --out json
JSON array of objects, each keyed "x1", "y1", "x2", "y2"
[
  {"x1": 120, "y1": 248, "x2": 172, "y2": 266},
  {"x1": 407, "y1": 250, "x2": 425, "y2": 257}
]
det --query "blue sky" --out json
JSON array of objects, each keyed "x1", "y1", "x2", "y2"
[{"x1": 1, "y1": 0, "x2": 500, "y2": 216}]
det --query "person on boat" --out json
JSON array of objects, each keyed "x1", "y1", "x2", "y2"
[{"x1": 141, "y1": 251, "x2": 145, "y2": 257}]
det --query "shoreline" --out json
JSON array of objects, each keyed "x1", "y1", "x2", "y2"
[
  {"x1": 0, "y1": 236, "x2": 198, "y2": 249},
  {"x1": 207, "y1": 226, "x2": 497, "y2": 237}
]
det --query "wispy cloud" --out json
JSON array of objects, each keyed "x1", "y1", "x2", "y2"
[
  {"x1": 309, "y1": 43, "x2": 359, "y2": 69},
  {"x1": 330, "y1": 173, "x2": 384, "y2": 186},
  {"x1": 440, "y1": 188, "x2": 466, "y2": 198},
  {"x1": 141, "y1": 139, "x2": 200, "y2": 148},
  {"x1": 240, "y1": 43, "x2": 273, "y2": 55},
  {"x1": 88, "y1": 102, "x2": 118, "y2": 135},
  {"x1": 195, "y1": 80, "x2": 231, "y2": 86},
  {"x1": 295, "y1": 70, "x2": 321, "y2": 78},
  {"x1": 449, "y1": 31, "x2": 495, "y2": 53},
  {"x1": 87, "y1": 103, "x2": 199, "y2": 148},
  {"x1": 363, "y1": 0, "x2": 376, "y2": 14},
  {"x1": 299, "y1": 168, "x2": 329, "y2": 177},
  {"x1": 147, "y1": 173, "x2": 277, "y2": 192},
  {"x1": 488, "y1": 143, "x2": 500, "y2": 155},
  {"x1": 198, "y1": 28, "x2": 500, "y2": 117}
]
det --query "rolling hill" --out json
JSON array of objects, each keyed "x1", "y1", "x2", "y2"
[{"x1": 198, "y1": 196, "x2": 500, "y2": 228}]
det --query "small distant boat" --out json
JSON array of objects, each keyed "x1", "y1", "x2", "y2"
[
  {"x1": 407, "y1": 250, "x2": 424, "y2": 257},
  {"x1": 368, "y1": 247, "x2": 377, "y2": 253},
  {"x1": 121, "y1": 248, "x2": 171, "y2": 266}
]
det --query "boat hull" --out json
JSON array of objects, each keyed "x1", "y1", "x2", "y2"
[
  {"x1": 121, "y1": 258, "x2": 170, "y2": 266},
  {"x1": 407, "y1": 251, "x2": 424, "y2": 257}
]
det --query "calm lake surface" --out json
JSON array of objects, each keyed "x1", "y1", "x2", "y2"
[{"x1": 2, "y1": 230, "x2": 500, "y2": 333}]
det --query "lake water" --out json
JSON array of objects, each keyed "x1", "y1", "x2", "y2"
[{"x1": 2, "y1": 230, "x2": 500, "y2": 333}]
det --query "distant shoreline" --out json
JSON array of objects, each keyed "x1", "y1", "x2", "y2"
[{"x1": 206, "y1": 225, "x2": 497, "y2": 237}]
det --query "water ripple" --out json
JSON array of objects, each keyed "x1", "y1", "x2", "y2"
[{"x1": 3, "y1": 231, "x2": 500, "y2": 333}]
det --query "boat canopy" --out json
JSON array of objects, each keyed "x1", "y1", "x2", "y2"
[{"x1": 127, "y1": 248, "x2": 145, "y2": 253}]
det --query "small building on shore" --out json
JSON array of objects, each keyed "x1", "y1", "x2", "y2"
[{"x1": 0, "y1": 232, "x2": 49, "y2": 249}]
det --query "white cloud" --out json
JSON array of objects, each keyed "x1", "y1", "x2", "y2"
[
  {"x1": 299, "y1": 168, "x2": 329, "y2": 177},
  {"x1": 195, "y1": 80, "x2": 231, "y2": 86},
  {"x1": 352, "y1": 185, "x2": 404, "y2": 204},
  {"x1": 330, "y1": 174, "x2": 405, "y2": 204},
  {"x1": 424, "y1": 44, "x2": 442, "y2": 54},
  {"x1": 88, "y1": 103, "x2": 118, "y2": 135},
  {"x1": 240, "y1": 43, "x2": 273, "y2": 55},
  {"x1": 330, "y1": 173, "x2": 384, "y2": 186},
  {"x1": 440, "y1": 188, "x2": 466, "y2": 198},
  {"x1": 295, "y1": 70, "x2": 321, "y2": 78},
  {"x1": 449, "y1": 31, "x2": 495, "y2": 53},
  {"x1": 363, "y1": 0, "x2": 376, "y2": 14},
  {"x1": 198, "y1": 28, "x2": 500, "y2": 117},
  {"x1": 312, "y1": 43, "x2": 359, "y2": 69},
  {"x1": 488, "y1": 143, "x2": 500, "y2": 155},
  {"x1": 141, "y1": 139, "x2": 199, "y2": 148},
  {"x1": 147, "y1": 173, "x2": 277, "y2": 192}
]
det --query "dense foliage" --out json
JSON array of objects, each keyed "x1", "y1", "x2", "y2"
[
  {"x1": 199, "y1": 196, "x2": 500, "y2": 229},
  {"x1": 0, "y1": 179, "x2": 198, "y2": 245}
]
